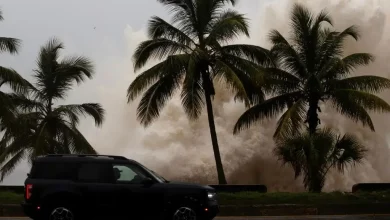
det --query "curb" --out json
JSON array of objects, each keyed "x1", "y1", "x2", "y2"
[
  {"x1": 219, "y1": 204, "x2": 317, "y2": 216},
  {"x1": 2, "y1": 203, "x2": 390, "y2": 217}
]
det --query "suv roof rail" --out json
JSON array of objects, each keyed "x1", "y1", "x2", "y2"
[{"x1": 43, "y1": 154, "x2": 128, "y2": 160}]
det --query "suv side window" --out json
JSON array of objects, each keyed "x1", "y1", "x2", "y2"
[
  {"x1": 30, "y1": 162, "x2": 77, "y2": 180},
  {"x1": 77, "y1": 163, "x2": 114, "y2": 183},
  {"x1": 112, "y1": 163, "x2": 149, "y2": 184}
]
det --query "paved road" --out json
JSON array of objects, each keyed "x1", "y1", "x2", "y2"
[{"x1": 2, "y1": 216, "x2": 390, "y2": 220}]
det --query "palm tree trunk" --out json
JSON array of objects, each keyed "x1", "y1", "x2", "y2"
[
  {"x1": 308, "y1": 172, "x2": 324, "y2": 193},
  {"x1": 202, "y1": 70, "x2": 227, "y2": 185},
  {"x1": 307, "y1": 97, "x2": 319, "y2": 135},
  {"x1": 46, "y1": 97, "x2": 56, "y2": 154},
  {"x1": 204, "y1": 91, "x2": 227, "y2": 185}
]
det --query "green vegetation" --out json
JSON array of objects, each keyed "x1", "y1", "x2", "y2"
[
  {"x1": 234, "y1": 4, "x2": 390, "y2": 138},
  {"x1": 0, "y1": 191, "x2": 23, "y2": 204},
  {"x1": 0, "y1": 9, "x2": 31, "y2": 133},
  {"x1": 0, "y1": 38, "x2": 105, "y2": 181},
  {"x1": 3, "y1": 190, "x2": 390, "y2": 205},
  {"x1": 232, "y1": 4, "x2": 390, "y2": 192},
  {"x1": 274, "y1": 128, "x2": 366, "y2": 192},
  {"x1": 219, "y1": 191, "x2": 390, "y2": 205}
]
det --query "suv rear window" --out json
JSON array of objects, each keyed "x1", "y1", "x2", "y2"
[{"x1": 30, "y1": 162, "x2": 77, "y2": 180}]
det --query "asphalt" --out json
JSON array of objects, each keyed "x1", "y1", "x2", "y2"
[{"x1": 1, "y1": 216, "x2": 390, "y2": 220}]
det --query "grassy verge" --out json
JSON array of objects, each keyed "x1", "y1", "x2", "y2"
[
  {"x1": 0, "y1": 191, "x2": 24, "y2": 204},
  {"x1": 2, "y1": 190, "x2": 390, "y2": 205},
  {"x1": 218, "y1": 191, "x2": 390, "y2": 205}
]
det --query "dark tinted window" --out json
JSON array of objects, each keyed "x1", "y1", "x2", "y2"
[
  {"x1": 77, "y1": 163, "x2": 114, "y2": 183},
  {"x1": 30, "y1": 162, "x2": 77, "y2": 180},
  {"x1": 112, "y1": 163, "x2": 149, "y2": 184}
]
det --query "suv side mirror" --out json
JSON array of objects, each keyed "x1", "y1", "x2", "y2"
[{"x1": 141, "y1": 177, "x2": 155, "y2": 185}]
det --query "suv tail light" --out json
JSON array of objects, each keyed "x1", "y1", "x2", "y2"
[{"x1": 25, "y1": 184, "x2": 33, "y2": 200}]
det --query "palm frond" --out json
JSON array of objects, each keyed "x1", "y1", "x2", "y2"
[
  {"x1": 233, "y1": 91, "x2": 302, "y2": 134},
  {"x1": 196, "y1": 0, "x2": 238, "y2": 36},
  {"x1": 290, "y1": 3, "x2": 313, "y2": 57},
  {"x1": 311, "y1": 9, "x2": 332, "y2": 31},
  {"x1": 319, "y1": 53, "x2": 374, "y2": 80},
  {"x1": 206, "y1": 9, "x2": 249, "y2": 45},
  {"x1": 181, "y1": 56, "x2": 205, "y2": 119},
  {"x1": 262, "y1": 67, "x2": 301, "y2": 95},
  {"x1": 214, "y1": 59, "x2": 250, "y2": 106},
  {"x1": 274, "y1": 131, "x2": 308, "y2": 178},
  {"x1": 34, "y1": 38, "x2": 95, "y2": 101},
  {"x1": 0, "y1": 37, "x2": 21, "y2": 54},
  {"x1": 0, "y1": 150, "x2": 25, "y2": 181},
  {"x1": 0, "y1": 66, "x2": 31, "y2": 93},
  {"x1": 291, "y1": 4, "x2": 332, "y2": 73},
  {"x1": 133, "y1": 39, "x2": 191, "y2": 71},
  {"x1": 162, "y1": 0, "x2": 198, "y2": 38},
  {"x1": 36, "y1": 37, "x2": 63, "y2": 77},
  {"x1": 330, "y1": 93, "x2": 375, "y2": 131},
  {"x1": 268, "y1": 30, "x2": 308, "y2": 78},
  {"x1": 41, "y1": 56, "x2": 95, "y2": 100},
  {"x1": 0, "y1": 132, "x2": 31, "y2": 165},
  {"x1": 215, "y1": 54, "x2": 265, "y2": 105},
  {"x1": 137, "y1": 64, "x2": 183, "y2": 126},
  {"x1": 56, "y1": 122, "x2": 97, "y2": 154},
  {"x1": 6, "y1": 93, "x2": 45, "y2": 112},
  {"x1": 148, "y1": 16, "x2": 195, "y2": 47},
  {"x1": 57, "y1": 56, "x2": 95, "y2": 82},
  {"x1": 274, "y1": 99, "x2": 306, "y2": 139},
  {"x1": 0, "y1": 7, "x2": 21, "y2": 55},
  {"x1": 316, "y1": 26, "x2": 361, "y2": 71},
  {"x1": 338, "y1": 25, "x2": 360, "y2": 41},
  {"x1": 333, "y1": 133, "x2": 366, "y2": 172},
  {"x1": 128, "y1": 54, "x2": 189, "y2": 102},
  {"x1": 54, "y1": 103, "x2": 105, "y2": 127},
  {"x1": 332, "y1": 89, "x2": 390, "y2": 113},
  {"x1": 128, "y1": 62, "x2": 165, "y2": 103},
  {"x1": 340, "y1": 53, "x2": 374, "y2": 72},
  {"x1": 332, "y1": 76, "x2": 390, "y2": 93},
  {"x1": 220, "y1": 44, "x2": 272, "y2": 66}
]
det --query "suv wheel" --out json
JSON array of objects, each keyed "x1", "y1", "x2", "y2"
[
  {"x1": 172, "y1": 207, "x2": 197, "y2": 220},
  {"x1": 45, "y1": 205, "x2": 76, "y2": 220}
]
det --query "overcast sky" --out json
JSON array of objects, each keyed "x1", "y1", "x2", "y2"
[{"x1": 0, "y1": 0, "x2": 269, "y2": 185}]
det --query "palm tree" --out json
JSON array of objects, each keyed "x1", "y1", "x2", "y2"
[
  {"x1": 0, "y1": 9, "x2": 30, "y2": 128},
  {"x1": 275, "y1": 128, "x2": 366, "y2": 192},
  {"x1": 233, "y1": 3, "x2": 390, "y2": 138},
  {"x1": 0, "y1": 38, "x2": 105, "y2": 181},
  {"x1": 127, "y1": 0, "x2": 270, "y2": 184}
]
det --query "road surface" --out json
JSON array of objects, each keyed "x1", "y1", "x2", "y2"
[{"x1": 1, "y1": 216, "x2": 390, "y2": 220}]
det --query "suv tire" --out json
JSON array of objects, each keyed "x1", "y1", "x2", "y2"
[
  {"x1": 44, "y1": 203, "x2": 77, "y2": 220},
  {"x1": 172, "y1": 206, "x2": 197, "y2": 220}
]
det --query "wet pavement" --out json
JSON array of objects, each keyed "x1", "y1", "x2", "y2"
[{"x1": 2, "y1": 215, "x2": 390, "y2": 220}]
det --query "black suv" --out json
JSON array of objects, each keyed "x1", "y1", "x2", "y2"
[{"x1": 22, "y1": 154, "x2": 219, "y2": 220}]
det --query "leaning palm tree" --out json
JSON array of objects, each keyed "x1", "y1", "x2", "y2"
[
  {"x1": 127, "y1": 0, "x2": 270, "y2": 184},
  {"x1": 0, "y1": 38, "x2": 105, "y2": 181},
  {"x1": 275, "y1": 128, "x2": 366, "y2": 192},
  {"x1": 233, "y1": 3, "x2": 390, "y2": 138},
  {"x1": 0, "y1": 9, "x2": 30, "y2": 128}
]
